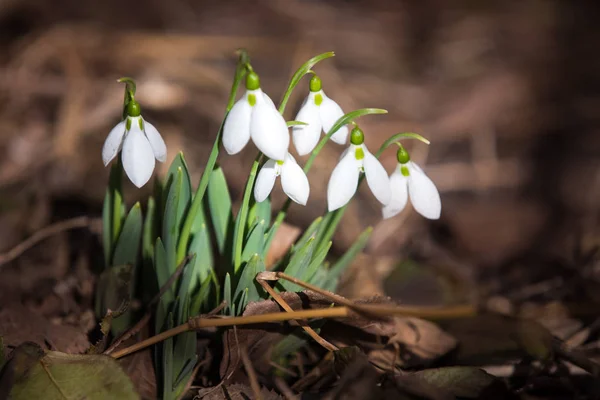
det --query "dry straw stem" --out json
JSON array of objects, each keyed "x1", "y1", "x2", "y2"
[
  {"x1": 112, "y1": 280, "x2": 475, "y2": 360},
  {"x1": 257, "y1": 277, "x2": 338, "y2": 352},
  {"x1": 240, "y1": 346, "x2": 262, "y2": 400}
]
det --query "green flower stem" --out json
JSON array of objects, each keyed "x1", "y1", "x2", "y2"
[
  {"x1": 375, "y1": 132, "x2": 429, "y2": 157},
  {"x1": 272, "y1": 108, "x2": 388, "y2": 231},
  {"x1": 233, "y1": 154, "x2": 263, "y2": 272},
  {"x1": 176, "y1": 51, "x2": 249, "y2": 263},
  {"x1": 277, "y1": 52, "x2": 335, "y2": 115}
]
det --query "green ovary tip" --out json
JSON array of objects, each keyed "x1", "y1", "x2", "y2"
[
  {"x1": 126, "y1": 100, "x2": 141, "y2": 117},
  {"x1": 350, "y1": 127, "x2": 364, "y2": 145},
  {"x1": 396, "y1": 146, "x2": 410, "y2": 164},
  {"x1": 246, "y1": 71, "x2": 260, "y2": 90},
  {"x1": 309, "y1": 75, "x2": 322, "y2": 92}
]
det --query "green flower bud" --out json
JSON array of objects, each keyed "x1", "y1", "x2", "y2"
[
  {"x1": 309, "y1": 75, "x2": 322, "y2": 92},
  {"x1": 350, "y1": 127, "x2": 365, "y2": 145},
  {"x1": 246, "y1": 71, "x2": 260, "y2": 90},
  {"x1": 396, "y1": 147, "x2": 410, "y2": 164},
  {"x1": 126, "y1": 100, "x2": 141, "y2": 117}
]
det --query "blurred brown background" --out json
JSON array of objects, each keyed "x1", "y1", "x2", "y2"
[{"x1": 1, "y1": 0, "x2": 599, "y2": 303}]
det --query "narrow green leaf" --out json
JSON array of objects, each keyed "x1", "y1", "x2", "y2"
[
  {"x1": 278, "y1": 51, "x2": 335, "y2": 114},
  {"x1": 247, "y1": 196, "x2": 271, "y2": 230},
  {"x1": 187, "y1": 211, "x2": 214, "y2": 290},
  {"x1": 223, "y1": 273, "x2": 232, "y2": 316},
  {"x1": 293, "y1": 216, "x2": 322, "y2": 253},
  {"x1": 112, "y1": 202, "x2": 143, "y2": 267},
  {"x1": 234, "y1": 254, "x2": 266, "y2": 308},
  {"x1": 206, "y1": 165, "x2": 233, "y2": 254},
  {"x1": 327, "y1": 227, "x2": 373, "y2": 287},
  {"x1": 162, "y1": 315, "x2": 174, "y2": 400},
  {"x1": 176, "y1": 255, "x2": 196, "y2": 324},
  {"x1": 232, "y1": 157, "x2": 261, "y2": 272},
  {"x1": 163, "y1": 168, "x2": 183, "y2": 275},
  {"x1": 173, "y1": 353, "x2": 197, "y2": 393},
  {"x1": 236, "y1": 288, "x2": 248, "y2": 316},
  {"x1": 154, "y1": 238, "x2": 173, "y2": 306},
  {"x1": 190, "y1": 274, "x2": 214, "y2": 315},
  {"x1": 281, "y1": 238, "x2": 315, "y2": 292},
  {"x1": 102, "y1": 160, "x2": 124, "y2": 267},
  {"x1": 241, "y1": 220, "x2": 265, "y2": 265},
  {"x1": 305, "y1": 240, "x2": 331, "y2": 284},
  {"x1": 142, "y1": 196, "x2": 157, "y2": 262}
]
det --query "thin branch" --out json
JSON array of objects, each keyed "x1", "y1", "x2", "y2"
[
  {"x1": 270, "y1": 272, "x2": 476, "y2": 320},
  {"x1": 111, "y1": 307, "x2": 351, "y2": 359},
  {"x1": 257, "y1": 278, "x2": 338, "y2": 352},
  {"x1": 0, "y1": 216, "x2": 97, "y2": 268}
]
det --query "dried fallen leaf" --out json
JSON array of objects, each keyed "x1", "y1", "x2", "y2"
[
  {"x1": 3, "y1": 342, "x2": 138, "y2": 399},
  {"x1": 411, "y1": 367, "x2": 499, "y2": 398},
  {"x1": 0, "y1": 303, "x2": 89, "y2": 353}
]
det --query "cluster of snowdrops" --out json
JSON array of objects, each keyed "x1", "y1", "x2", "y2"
[{"x1": 101, "y1": 60, "x2": 441, "y2": 221}]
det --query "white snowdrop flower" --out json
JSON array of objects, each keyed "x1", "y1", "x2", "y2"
[
  {"x1": 382, "y1": 147, "x2": 441, "y2": 220},
  {"x1": 292, "y1": 75, "x2": 348, "y2": 155},
  {"x1": 327, "y1": 127, "x2": 391, "y2": 211},
  {"x1": 223, "y1": 71, "x2": 289, "y2": 161},
  {"x1": 102, "y1": 100, "x2": 167, "y2": 188},
  {"x1": 254, "y1": 153, "x2": 310, "y2": 205}
]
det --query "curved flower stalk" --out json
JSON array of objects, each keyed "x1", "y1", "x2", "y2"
[
  {"x1": 327, "y1": 127, "x2": 391, "y2": 211},
  {"x1": 293, "y1": 75, "x2": 347, "y2": 155},
  {"x1": 255, "y1": 153, "x2": 309, "y2": 205},
  {"x1": 382, "y1": 146, "x2": 441, "y2": 219},
  {"x1": 223, "y1": 71, "x2": 289, "y2": 161},
  {"x1": 102, "y1": 99, "x2": 167, "y2": 188}
]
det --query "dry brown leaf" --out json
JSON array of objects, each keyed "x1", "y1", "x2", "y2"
[
  {"x1": 197, "y1": 383, "x2": 282, "y2": 400},
  {"x1": 0, "y1": 303, "x2": 89, "y2": 354},
  {"x1": 264, "y1": 222, "x2": 301, "y2": 268}
]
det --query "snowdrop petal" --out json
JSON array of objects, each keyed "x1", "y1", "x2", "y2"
[
  {"x1": 327, "y1": 150, "x2": 359, "y2": 211},
  {"x1": 223, "y1": 98, "x2": 252, "y2": 155},
  {"x1": 143, "y1": 119, "x2": 167, "y2": 162},
  {"x1": 320, "y1": 92, "x2": 348, "y2": 144},
  {"x1": 263, "y1": 92, "x2": 276, "y2": 109},
  {"x1": 102, "y1": 121, "x2": 126, "y2": 166},
  {"x1": 363, "y1": 148, "x2": 391, "y2": 206},
  {"x1": 250, "y1": 103, "x2": 289, "y2": 161},
  {"x1": 122, "y1": 126, "x2": 156, "y2": 188},
  {"x1": 382, "y1": 169, "x2": 409, "y2": 219},
  {"x1": 281, "y1": 155, "x2": 310, "y2": 205},
  {"x1": 254, "y1": 159, "x2": 278, "y2": 203},
  {"x1": 407, "y1": 162, "x2": 441, "y2": 219},
  {"x1": 292, "y1": 99, "x2": 322, "y2": 155}
]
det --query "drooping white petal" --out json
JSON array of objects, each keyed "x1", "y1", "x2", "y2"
[
  {"x1": 223, "y1": 97, "x2": 252, "y2": 155},
  {"x1": 363, "y1": 147, "x2": 391, "y2": 206},
  {"x1": 382, "y1": 168, "x2": 409, "y2": 219},
  {"x1": 327, "y1": 149, "x2": 360, "y2": 211},
  {"x1": 250, "y1": 102, "x2": 289, "y2": 161},
  {"x1": 292, "y1": 97, "x2": 322, "y2": 156},
  {"x1": 254, "y1": 159, "x2": 278, "y2": 203},
  {"x1": 281, "y1": 154, "x2": 310, "y2": 205},
  {"x1": 407, "y1": 162, "x2": 441, "y2": 219},
  {"x1": 102, "y1": 121, "x2": 126, "y2": 166},
  {"x1": 319, "y1": 92, "x2": 348, "y2": 145},
  {"x1": 121, "y1": 124, "x2": 156, "y2": 188},
  {"x1": 262, "y1": 92, "x2": 276, "y2": 109},
  {"x1": 143, "y1": 119, "x2": 167, "y2": 162}
]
